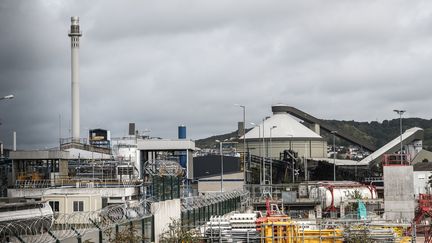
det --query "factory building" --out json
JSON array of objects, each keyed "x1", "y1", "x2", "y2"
[{"x1": 242, "y1": 105, "x2": 327, "y2": 160}]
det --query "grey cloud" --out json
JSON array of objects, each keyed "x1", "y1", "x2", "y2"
[{"x1": 1, "y1": 0, "x2": 432, "y2": 149}]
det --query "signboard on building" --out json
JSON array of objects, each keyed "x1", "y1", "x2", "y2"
[{"x1": 89, "y1": 129, "x2": 110, "y2": 148}]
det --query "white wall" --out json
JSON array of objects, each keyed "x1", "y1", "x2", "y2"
[
  {"x1": 244, "y1": 140, "x2": 327, "y2": 159},
  {"x1": 413, "y1": 171, "x2": 432, "y2": 196},
  {"x1": 152, "y1": 199, "x2": 181, "y2": 242},
  {"x1": 198, "y1": 172, "x2": 244, "y2": 193},
  {"x1": 384, "y1": 166, "x2": 415, "y2": 221},
  {"x1": 8, "y1": 187, "x2": 138, "y2": 198},
  {"x1": 43, "y1": 194, "x2": 102, "y2": 214}
]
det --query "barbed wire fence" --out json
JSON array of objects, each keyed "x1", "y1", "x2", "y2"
[{"x1": 0, "y1": 197, "x2": 156, "y2": 242}]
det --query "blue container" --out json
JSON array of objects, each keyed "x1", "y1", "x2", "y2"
[
  {"x1": 179, "y1": 153, "x2": 187, "y2": 168},
  {"x1": 178, "y1": 125, "x2": 186, "y2": 139}
]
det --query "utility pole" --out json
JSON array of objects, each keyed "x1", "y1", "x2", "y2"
[{"x1": 393, "y1": 109, "x2": 406, "y2": 164}]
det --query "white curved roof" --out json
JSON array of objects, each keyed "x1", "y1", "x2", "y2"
[{"x1": 243, "y1": 113, "x2": 322, "y2": 139}]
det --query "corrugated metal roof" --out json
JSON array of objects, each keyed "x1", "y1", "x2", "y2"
[
  {"x1": 243, "y1": 113, "x2": 321, "y2": 139},
  {"x1": 413, "y1": 161, "x2": 432, "y2": 171}
]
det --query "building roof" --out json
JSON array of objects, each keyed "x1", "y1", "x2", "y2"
[
  {"x1": 243, "y1": 113, "x2": 321, "y2": 139},
  {"x1": 413, "y1": 161, "x2": 432, "y2": 171},
  {"x1": 311, "y1": 158, "x2": 365, "y2": 166},
  {"x1": 412, "y1": 149, "x2": 432, "y2": 164}
]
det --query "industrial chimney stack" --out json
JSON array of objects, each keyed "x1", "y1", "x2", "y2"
[{"x1": 68, "y1": 17, "x2": 82, "y2": 143}]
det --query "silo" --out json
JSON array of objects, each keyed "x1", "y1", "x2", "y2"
[
  {"x1": 178, "y1": 125, "x2": 187, "y2": 168},
  {"x1": 178, "y1": 125, "x2": 186, "y2": 139}
]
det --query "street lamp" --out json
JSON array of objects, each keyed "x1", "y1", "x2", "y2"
[
  {"x1": 269, "y1": 126, "x2": 277, "y2": 185},
  {"x1": 215, "y1": 139, "x2": 238, "y2": 192},
  {"x1": 331, "y1": 131, "x2": 337, "y2": 181},
  {"x1": 1, "y1": 94, "x2": 14, "y2": 157},
  {"x1": 235, "y1": 104, "x2": 247, "y2": 185},
  {"x1": 215, "y1": 139, "x2": 224, "y2": 192},
  {"x1": 393, "y1": 109, "x2": 406, "y2": 164},
  {"x1": 250, "y1": 122, "x2": 262, "y2": 185},
  {"x1": 0, "y1": 94, "x2": 14, "y2": 101}
]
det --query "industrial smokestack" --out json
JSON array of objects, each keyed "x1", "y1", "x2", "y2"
[{"x1": 68, "y1": 16, "x2": 82, "y2": 143}]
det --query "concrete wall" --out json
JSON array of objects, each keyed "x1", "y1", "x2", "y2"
[
  {"x1": 413, "y1": 171, "x2": 432, "y2": 196},
  {"x1": 8, "y1": 186, "x2": 138, "y2": 199},
  {"x1": 43, "y1": 194, "x2": 102, "y2": 214},
  {"x1": 198, "y1": 172, "x2": 244, "y2": 193},
  {"x1": 152, "y1": 198, "x2": 181, "y2": 242},
  {"x1": 66, "y1": 148, "x2": 112, "y2": 159},
  {"x1": 244, "y1": 139, "x2": 327, "y2": 159},
  {"x1": 384, "y1": 166, "x2": 415, "y2": 221},
  {"x1": 9, "y1": 150, "x2": 69, "y2": 159}
]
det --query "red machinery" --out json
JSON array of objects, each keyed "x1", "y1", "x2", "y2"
[
  {"x1": 412, "y1": 194, "x2": 432, "y2": 242},
  {"x1": 382, "y1": 154, "x2": 410, "y2": 166}
]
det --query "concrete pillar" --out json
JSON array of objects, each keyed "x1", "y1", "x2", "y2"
[
  {"x1": 13, "y1": 131, "x2": 16, "y2": 151},
  {"x1": 69, "y1": 16, "x2": 82, "y2": 143},
  {"x1": 315, "y1": 205, "x2": 322, "y2": 219},
  {"x1": 313, "y1": 123, "x2": 320, "y2": 135},
  {"x1": 59, "y1": 159, "x2": 69, "y2": 177},
  {"x1": 384, "y1": 165, "x2": 415, "y2": 221}
]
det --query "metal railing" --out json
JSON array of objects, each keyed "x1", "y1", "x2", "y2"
[{"x1": 13, "y1": 178, "x2": 142, "y2": 189}]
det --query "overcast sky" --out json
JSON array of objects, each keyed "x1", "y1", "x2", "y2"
[{"x1": 1, "y1": 0, "x2": 432, "y2": 149}]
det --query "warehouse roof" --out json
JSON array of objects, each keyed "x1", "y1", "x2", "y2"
[{"x1": 243, "y1": 113, "x2": 321, "y2": 139}]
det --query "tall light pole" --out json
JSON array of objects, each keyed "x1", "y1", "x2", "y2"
[
  {"x1": 1, "y1": 94, "x2": 14, "y2": 157},
  {"x1": 393, "y1": 109, "x2": 406, "y2": 164},
  {"x1": 250, "y1": 122, "x2": 261, "y2": 185},
  {"x1": 269, "y1": 126, "x2": 277, "y2": 185},
  {"x1": 235, "y1": 104, "x2": 247, "y2": 185},
  {"x1": 215, "y1": 139, "x2": 224, "y2": 192},
  {"x1": 216, "y1": 139, "x2": 238, "y2": 192},
  {"x1": 331, "y1": 131, "x2": 337, "y2": 181},
  {"x1": 262, "y1": 118, "x2": 266, "y2": 187}
]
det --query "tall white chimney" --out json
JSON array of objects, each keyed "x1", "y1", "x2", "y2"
[
  {"x1": 13, "y1": 131, "x2": 16, "y2": 151},
  {"x1": 68, "y1": 17, "x2": 82, "y2": 143}
]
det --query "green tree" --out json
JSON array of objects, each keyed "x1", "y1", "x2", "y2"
[
  {"x1": 159, "y1": 218, "x2": 200, "y2": 243},
  {"x1": 104, "y1": 222, "x2": 143, "y2": 243}
]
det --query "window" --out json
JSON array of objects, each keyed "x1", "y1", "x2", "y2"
[
  {"x1": 49, "y1": 201, "x2": 59, "y2": 212},
  {"x1": 73, "y1": 201, "x2": 84, "y2": 212}
]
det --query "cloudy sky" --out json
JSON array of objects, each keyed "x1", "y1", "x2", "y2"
[{"x1": 1, "y1": 0, "x2": 432, "y2": 149}]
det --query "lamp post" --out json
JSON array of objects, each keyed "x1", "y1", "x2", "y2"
[
  {"x1": 250, "y1": 122, "x2": 261, "y2": 185},
  {"x1": 262, "y1": 118, "x2": 267, "y2": 188},
  {"x1": 215, "y1": 139, "x2": 224, "y2": 192},
  {"x1": 269, "y1": 126, "x2": 277, "y2": 185},
  {"x1": 1, "y1": 94, "x2": 14, "y2": 157},
  {"x1": 235, "y1": 104, "x2": 247, "y2": 185},
  {"x1": 393, "y1": 109, "x2": 406, "y2": 164},
  {"x1": 216, "y1": 139, "x2": 238, "y2": 192},
  {"x1": 331, "y1": 131, "x2": 337, "y2": 181}
]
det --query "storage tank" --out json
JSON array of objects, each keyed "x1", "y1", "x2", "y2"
[
  {"x1": 178, "y1": 125, "x2": 186, "y2": 139},
  {"x1": 178, "y1": 125, "x2": 187, "y2": 167},
  {"x1": 309, "y1": 183, "x2": 377, "y2": 208}
]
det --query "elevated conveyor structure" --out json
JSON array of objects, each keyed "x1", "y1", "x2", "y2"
[
  {"x1": 359, "y1": 127, "x2": 424, "y2": 166},
  {"x1": 271, "y1": 105, "x2": 377, "y2": 152}
]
